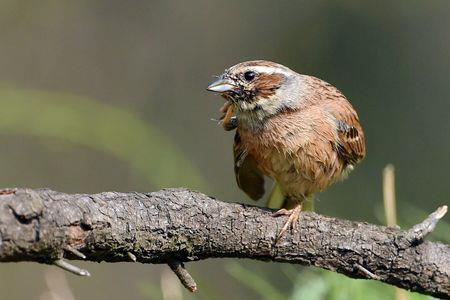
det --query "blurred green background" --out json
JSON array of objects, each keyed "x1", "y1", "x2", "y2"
[{"x1": 0, "y1": 1, "x2": 448, "y2": 299}]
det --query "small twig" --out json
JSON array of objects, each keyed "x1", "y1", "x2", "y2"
[
  {"x1": 54, "y1": 259, "x2": 91, "y2": 277},
  {"x1": 404, "y1": 205, "x2": 448, "y2": 244},
  {"x1": 167, "y1": 260, "x2": 197, "y2": 292},
  {"x1": 383, "y1": 164, "x2": 397, "y2": 226},
  {"x1": 127, "y1": 252, "x2": 137, "y2": 262},
  {"x1": 64, "y1": 246, "x2": 86, "y2": 259},
  {"x1": 354, "y1": 263, "x2": 381, "y2": 280}
]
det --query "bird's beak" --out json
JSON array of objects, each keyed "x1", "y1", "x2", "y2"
[{"x1": 207, "y1": 78, "x2": 238, "y2": 93}]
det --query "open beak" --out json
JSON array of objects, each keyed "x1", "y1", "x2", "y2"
[{"x1": 206, "y1": 78, "x2": 238, "y2": 93}]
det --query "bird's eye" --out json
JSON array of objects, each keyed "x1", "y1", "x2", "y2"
[{"x1": 243, "y1": 71, "x2": 256, "y2": 82}]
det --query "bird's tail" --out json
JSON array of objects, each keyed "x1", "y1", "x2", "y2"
[{"x1": 266, "y1": 182, "x2": 315, "y2": 211}]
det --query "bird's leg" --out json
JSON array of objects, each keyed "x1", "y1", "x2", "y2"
[{"x1": 272, "y1": 202, "x2": 303, "y2": 241}]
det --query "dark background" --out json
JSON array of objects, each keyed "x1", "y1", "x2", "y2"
[{"x1": 0, "y1": 1, "x2": 448, "y2": 299}]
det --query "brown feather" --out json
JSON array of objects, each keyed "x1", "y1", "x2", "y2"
[
  {"x1": 303, "y1": 76, "x2": 366, "y2": 165},
  {"x1": 254, "y1": 73, "x2": 284, "y2": 99},
  {"x1": 236, "y1": 75, "x2": 365, "y2": 201},
  {"x1": 209, "y1": 60, "x2": 365, "y2": 206},
  {"x1": 233, "y1": 132, "x2": 265, "y2": 200}
]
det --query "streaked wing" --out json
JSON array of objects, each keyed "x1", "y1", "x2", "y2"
[
  {"x1": 305, "y1": 75, "x2": 366, "y2": 165},
  {"x1": 333, "y1": 108, "x2": 366, "y2": 165}
]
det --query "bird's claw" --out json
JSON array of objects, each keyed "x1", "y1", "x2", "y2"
[{"x1": 273, "y1": 204, "x2": 302, "y2": 242}]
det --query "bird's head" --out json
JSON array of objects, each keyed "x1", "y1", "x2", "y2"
[{"x1": 207, "y1": 60, "x2": 305, "y2": 126}]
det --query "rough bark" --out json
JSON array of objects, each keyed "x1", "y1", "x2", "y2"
[{"x1": 0, "y1": 188, "x2": 448, "y2": 298}]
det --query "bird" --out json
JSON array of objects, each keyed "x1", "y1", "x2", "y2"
[{"x1": 207, "y1": 60, "x2": 365, "y2": 241}]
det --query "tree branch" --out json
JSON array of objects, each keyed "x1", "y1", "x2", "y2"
[{"x1": 0, "y1": 188, "x2": 448, "y2": 298}]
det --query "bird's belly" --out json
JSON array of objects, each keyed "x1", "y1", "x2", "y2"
[{"x1": 251, "y1": 145, "x2": 344, "y2": 199}]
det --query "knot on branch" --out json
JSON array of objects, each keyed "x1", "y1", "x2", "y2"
[{"x1": 399, "y1": 205, "x2": 448, "y2": 248}]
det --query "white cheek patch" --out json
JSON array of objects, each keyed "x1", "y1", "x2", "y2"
[{"x1": 254, "y1": 97, "x2": 280, "y2": 115}]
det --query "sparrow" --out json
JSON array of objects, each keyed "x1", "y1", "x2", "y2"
[{"x1": 207, "y1": 60, "x2": 365, "y2": 240}]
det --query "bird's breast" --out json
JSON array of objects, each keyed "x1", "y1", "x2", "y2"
[
  {"x1": 237, "y1": 108, "x2": 345, "y2": 196},
  {"x1": 238, "y1": 111, "x2": 313, "y2": 176}
]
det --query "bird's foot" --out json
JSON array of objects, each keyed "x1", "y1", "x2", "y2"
[{"x1": 272, "y1": 204, "x2": 302, "y2": 242}]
